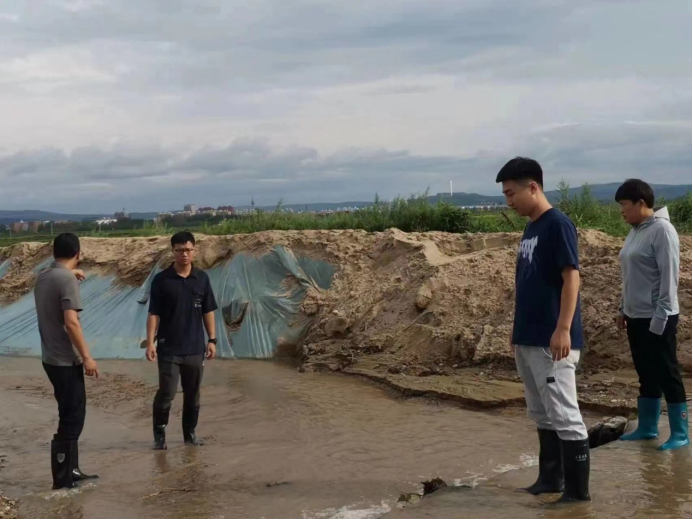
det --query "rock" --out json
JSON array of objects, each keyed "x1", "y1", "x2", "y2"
[
  {"x1": 303, "y1": 301, "x2": 319, "y2": 316},
  {"x1": 415, "y1": 285, "x2": 433, "y2": 311},
  {"x1": 324, "y1": 316, "x2": 349, "y2": 337},
  {"x1": 588, "y1": 416, "x2": 628, "y2": 448},
  {"x1": 422, "y1": 477, "x2": 448, "y2": 495}
]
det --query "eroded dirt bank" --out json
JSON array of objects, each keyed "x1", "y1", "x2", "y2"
[{"x1": 0, "y1": 229, "x2": 691, "y2": 414}]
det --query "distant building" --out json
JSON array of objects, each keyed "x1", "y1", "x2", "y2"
[
  {"x1": 184, "y1": 204, "x2": 197, "y2": 213},
  {"x1": 172, "y1": 214, "x2": 187, "y2": 226},
  {"x1": 217, "y1": 205, "x2": 235, "y2": 214},
  {"x1": 10, "y1": 221, "x2": 28, "y2": 233},
  {"x1": 29, "y1": 221, "x2": 41, "y2": 232},
  {"x1": 114, "y1": 211, "x2": 131, "y2": 221},
  {"x1": 198, "y1": 206, "x2": 215, "y2": 215}
]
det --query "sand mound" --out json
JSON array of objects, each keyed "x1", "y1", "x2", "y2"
[
  {"x1": 301, "y1": 228, "x2": 691, "y2": 375},
  {"x1": 0, "y1": 229, "x2": 690, "y2": 376}
]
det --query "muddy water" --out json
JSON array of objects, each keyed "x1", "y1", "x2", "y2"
[{"x1": 0, "y1": 357, "x2": 690, "y2": 519}]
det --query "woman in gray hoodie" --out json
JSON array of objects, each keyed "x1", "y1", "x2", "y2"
[{"x1": 615, "y1": 179, "x2": 689, "y2": 450}]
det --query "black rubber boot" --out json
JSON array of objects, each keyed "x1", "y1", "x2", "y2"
[
  {"x1": 183, "y1": 430, "x2": 204, "y2": 446},
  {"x1": 183, "y1": 407, "x2": 204, "y2": 446},
  {"x1": 153, "y1": 407, "x2": 169, "y2": 450},
  {"x1": 555, "y1": 439, "x2": 591, "y2": 503},
  {"x1": 51, "y1": 437, "x2": 75, "y2": 490},
  {"x1": 153, "y1": 424, "x2": 167, "y2": 450},
  {"x1": 517, "y1": 429, "x2": 564, "y2": 495},
  {"x1": 69, "y1": 439, "x2": 98, "y2": 482}
]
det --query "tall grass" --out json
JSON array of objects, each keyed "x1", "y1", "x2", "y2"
[
  {"x1": 199, "y1": 185, "x2": 691, "y2": 238},
  {"x1": 204, "y1": 192, "x2": 477, "y2": 235},
  {"x1": 555, "y1": 181, "x2": 631, "y2": 236},
  {"x1": 668, "y1": 192, "x2": 692, "y2": 234},
  {"x1": 556, "y1": 181, "x2": 692, "y2": 236},
  {"x1": 2, "y1": 187, "x2": 689, "y2": 248}
]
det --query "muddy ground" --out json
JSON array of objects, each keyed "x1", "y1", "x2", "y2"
[{"x1": 0, "y1": 357, "x2": 690, "y2": 519}]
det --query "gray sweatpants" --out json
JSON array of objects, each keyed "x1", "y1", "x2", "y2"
[{"x1": 515, "y1": 346, "x2": 588, "y2": 441}]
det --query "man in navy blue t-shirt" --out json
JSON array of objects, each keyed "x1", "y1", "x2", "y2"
[
  {"x1": 497, "y1": 157, "x2": 590, "y2": 503},
  {"x1": 146, "y1": 231, "x2": 218, "y2": 450}
]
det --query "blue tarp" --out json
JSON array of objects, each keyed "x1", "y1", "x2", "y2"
[
  {"x1": 0, "y1": 246, "x2": 333, "y2": 360},
  {"x1": 0, "y1": 259, "x2": 10, "y2": 280}
]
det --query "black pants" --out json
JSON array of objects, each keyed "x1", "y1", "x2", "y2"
[
  {"x1": 43, "y1": 362, "x2": 86, "y2": 441},
  {"x1": 152, "y1": 354, "x2": 204, "y2": 432},
  {"x1": 626, "y1": 314, "x2": 687, "y2": 403}
]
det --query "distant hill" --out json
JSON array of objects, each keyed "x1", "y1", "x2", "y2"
[
  {"x1": 430, "y1": 183, "x2": 692, "y2": 207},
  {"x1": 0, "y1": 183, "x2": 689, "y2": 223},
  {"x1": 548, "y1": 183, "x2": 691, "y2": 204}
]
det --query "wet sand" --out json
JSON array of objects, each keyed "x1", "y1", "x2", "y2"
[{"x1": 0, "y1": 357, "x2": 690, "y2": 519}]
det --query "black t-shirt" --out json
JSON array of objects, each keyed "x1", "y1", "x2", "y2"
[
  {"x1": 148, "y1": 264, "x2": 218, "y2": 356},
  {"x1": 513, "y1": 208, "x2": 584, "y2": 349}
]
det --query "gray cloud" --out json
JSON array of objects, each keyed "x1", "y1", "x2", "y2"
[
  {"x1": 0, "y1": 0, "x2": 689, "y2": 213},
  {"x1": 1, "y1": 118, "x2": 688, "y2": 213}
]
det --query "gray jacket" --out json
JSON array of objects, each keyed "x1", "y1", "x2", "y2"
[{"x1": 619, "y1": 207, "x2": 679, "y2": 335}]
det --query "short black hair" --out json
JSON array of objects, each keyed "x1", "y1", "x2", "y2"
[
  {"x1": 171, "y1": 231, "x2": 195, "y2": 248},
  {"x1": 53, "y1": 233, "x2": 80, "y2": 260},
  {"x1": 614, "y1": 179, "x2": 655, "y2": 209},
  {"x1": 495, "y1": 157, "x2": 543, "y2": 187}
]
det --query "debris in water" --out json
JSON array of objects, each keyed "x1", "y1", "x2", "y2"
[
  {"x1": 397, "y1": 493, "x2": 421, "y2": 504},
  {"x1": 0, "y1": 490, "x2": 17, "y2": 519},
  {"x1": 588, "y1": 416, "x2": 628, "y2": 448},
  {"x1": 422, "y1": 477, "x2": 448, "y2": 495},
  {"x1": 266, "y1": 481, "x2": 290, "y2": 488},
  {"x1": 397, "y1": 477, "x2": 449, "y2": 506},
  {"x1": 139, "y1": 488, "x2": 195, "y2": 500}
]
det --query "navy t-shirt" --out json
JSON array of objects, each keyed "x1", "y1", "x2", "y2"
[
  {"x1": 513, "y1": 208, "x2": 584, "y2": 349},
  {"x1": 149, "y1": 265, "x2": 218, "y2": 356}
]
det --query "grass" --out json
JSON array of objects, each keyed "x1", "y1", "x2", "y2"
[
  {"x1": 555, "y1": 181, "x2": 692, "y2": 237},
  {"x1": 1, "y1": 186, "x2": 690, "y2": 248},
  {"x1": 203, "y1": 192, "x2": 484, "y2": 235}
]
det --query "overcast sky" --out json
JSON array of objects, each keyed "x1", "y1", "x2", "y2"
[{"x1": 0, "y1": 0, "x2": 690, "y2": 213}]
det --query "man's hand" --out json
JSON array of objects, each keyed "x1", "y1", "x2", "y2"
[
  {"x1": 616, "y1": 314, "x2": 627, "y2": 332},
  {"x1": 83, "y1": 357, "x2": 99, "y2": 378},
  {"x1": 549, "y1": 326, "x2": 571, "y2": 361},
  {"x1": 206, "y1": 342, "x2": 216, "y2": 360},
  {"x1": 72, "y1": 269, "x2": 86, "y2": 281},
  {"x1": 145, "y1": 343, "x2": 157, "y2": 362}
]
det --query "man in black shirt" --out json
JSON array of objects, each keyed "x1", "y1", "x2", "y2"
[{"x1": 146, "y1": 232, "x2": 218, "y2": 450}]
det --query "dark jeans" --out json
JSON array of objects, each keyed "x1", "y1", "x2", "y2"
[
  {"x1": 626, "y1": 314, "x2": 687, "y2": 403},
  {"x1": 152, "y1": 354, "x2": 204, "y2": 432},
  {"x1": 43, "y1": 362, "x2": 86, "y2": 440}
]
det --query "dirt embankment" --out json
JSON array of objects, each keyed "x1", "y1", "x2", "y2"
[
  {"x1": 298, "y1": 228, "x2": 692, "y2": 413},
  {"x1": 1, "y1": 229, "x2": 690, "y2": 413}
]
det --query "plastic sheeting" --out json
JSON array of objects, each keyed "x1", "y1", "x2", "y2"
[
  {"x1": 209, "y1": 245, "x2": 334, "y2": 358},
  {"x1": 32, "y1": 257, "x2": 53, "y2": 274},
  {"x1": 0, "y1": 259, "x2": 10, "y2": 280},
  {"x1": 0, "y1": 246, "x2": 334, "y2": 359}
]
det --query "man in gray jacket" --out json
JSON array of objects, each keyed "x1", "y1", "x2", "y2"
[{"x1": 615, "y1": 179, "x2": 689, "y2": 450}]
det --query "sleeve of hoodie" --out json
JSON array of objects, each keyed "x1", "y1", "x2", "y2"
[{"x1": 650, "y1": 223, "x2": 680, "y2": 335}]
